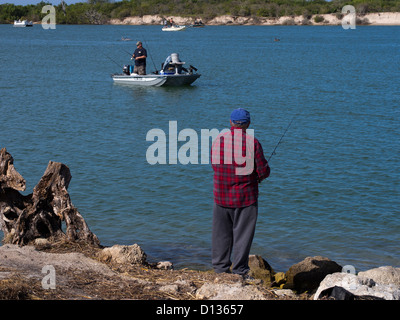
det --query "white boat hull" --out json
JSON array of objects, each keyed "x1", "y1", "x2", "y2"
[
  {"x1": 162, "y1": 25, "x2": 186, "y2": 32},
  {"x1": 112, "y1": 74, "x2": 167, "y2": 86},
  {"x1": 14, "y1": 20, "x2": 33, "y2": 27},
  {"x1": 112, "y1": 73, "x2": 201, "y2": 87}
]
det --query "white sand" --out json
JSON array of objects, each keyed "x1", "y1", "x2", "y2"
[{"x1": 109, "y1": 12, "x2": 400, "y2": 26}]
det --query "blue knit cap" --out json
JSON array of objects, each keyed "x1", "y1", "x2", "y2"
[{"x1": 230, "y1": 108, "x2": 250, "y2": 124}]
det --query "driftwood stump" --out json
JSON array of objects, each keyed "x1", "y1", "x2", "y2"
[{"x1": 0, "y1": 148, "x2": 100, "y2": 246}]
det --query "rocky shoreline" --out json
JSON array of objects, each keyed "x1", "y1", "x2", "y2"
[
  {"x1": 1, "y1": 148, "x2": 399, "y2": 300},
  {"x1": 1, "y1": 240, "x2": 399, "y2": 300},
  {"x1": 109, "y1": 12, "x2": 400, "y2": 26}
]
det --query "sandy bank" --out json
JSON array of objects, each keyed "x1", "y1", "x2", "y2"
[{"x1": 109, "y1": 12, "x2": 400, "y2": 26}]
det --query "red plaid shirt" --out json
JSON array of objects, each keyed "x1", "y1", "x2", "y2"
[{"x1": 211, "y1": 127, "x2": 270, "y2": 208}]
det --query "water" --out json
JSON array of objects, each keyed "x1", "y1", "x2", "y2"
[{"x1": 0, "y1": 24, "x2": 399, "y2": 272}]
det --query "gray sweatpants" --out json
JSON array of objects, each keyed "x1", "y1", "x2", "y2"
[{"x1": 212, "y1": 202, "x2": 258, "y2": 275}]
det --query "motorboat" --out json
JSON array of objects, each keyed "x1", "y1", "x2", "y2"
[
  {"x1": 191, "y1": 21, "x2": 205, "y2": 28},
  {"x1": 14, "y1": 19, "x2": 33, "y2": 27},
  {"x1": 111, "y1": 53, "x2": 201, "y2": 87},
  {"x1": 162, "y1": 25, "x2": 186, "y2": 32},
  {"x1": 158, "y1": 53, "x2": 201, "y2": 85}
]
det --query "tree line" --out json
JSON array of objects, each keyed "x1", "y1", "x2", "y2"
[{"x1": 1, "y1": 0, "x2": 399, "y2": 24}]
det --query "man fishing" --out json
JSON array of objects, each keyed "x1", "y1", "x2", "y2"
[
  {"x1": 211, "y1": 108, "x2": 270, "y2": 280},
  {"x1": 131, "y1": 41, "x2": 147, "y2": 75}
]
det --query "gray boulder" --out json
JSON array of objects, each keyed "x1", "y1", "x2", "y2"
[
  {"x1": 358, "y1": 266, "x2": 400, "y2": 286},
  {"x1": 156, "y1": 261, "x2": 174, "y2": 270},
  {"x1": 314, "y1": 272, "x2": 400, "y2": 300},
  {"x1": 99, "y1": 244, "x2": 147, "y2": 265}
]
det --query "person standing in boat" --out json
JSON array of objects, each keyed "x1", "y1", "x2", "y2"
[{"x1": 131, "y1": 41, "x2": 147, "y2": 75}]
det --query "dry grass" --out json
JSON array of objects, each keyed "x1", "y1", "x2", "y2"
[{"x1": 0, "y1": 240, "x2": 309, "y2": 300}]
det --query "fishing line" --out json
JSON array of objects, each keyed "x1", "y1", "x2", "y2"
[
  {"x1": 268, "y1": 114, "x2": 296, "y2": 162},
  {"x1": 120, "y1": 37, "x2": 158, "y2": 73},
  {"x1": 139, "y1": 34, "x2": 158, "y2": 73},
  {"x1": 102, "y1": 53, "x2": 123, "y2": 69},
  {"x1": 120, "y1": 48, "x2": 133, "y2": 57}
]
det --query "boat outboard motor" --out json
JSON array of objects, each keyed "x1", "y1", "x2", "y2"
[
  {"x1": 123, "y1": 65, "x2": 134, "y2": 75},
  {"x1": 123, "y1": 65, "x2": 130, "y2": 75}
]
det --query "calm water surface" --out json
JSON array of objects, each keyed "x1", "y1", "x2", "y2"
[{"x1": 0, "y1": 24, "x2": 399, "y2": 271}]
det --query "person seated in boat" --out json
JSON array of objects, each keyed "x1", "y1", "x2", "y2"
[
  {"x1": 194, "y1": 19, "x2": 204, "y2": 26},
  {"x1": 131, "y1": 41, "x2": 147, "y2": 75},
  {"x1": 161, "y1": 54, "x2": 186, "y2": 74},
  {"x1": 164, "y1": 18, "x2": 175, "y2": 28},
  {"x1": 161, "y1": 55, "x2": 174, "y2": 73}
]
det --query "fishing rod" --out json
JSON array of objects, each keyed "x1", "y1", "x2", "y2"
[
  {"x1": 268, "y1": 115, "x2": 296, "y2": 162},
  {"x1": 140, "y1": 36, "x2": 158, "y2": 73},
  {"x1": 121, "y1": 48, "x2": 133, "y2": 58},
  {"x1": 121, "y1": 40, "x2": 158, "y2": 73},
  {"x1": 103, "y1": 53, "x2": 123, "y2": 69}
]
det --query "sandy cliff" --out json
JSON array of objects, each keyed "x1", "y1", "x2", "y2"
[{"x1": 109, "y1": 12, "x2": 400, "y2": 26}]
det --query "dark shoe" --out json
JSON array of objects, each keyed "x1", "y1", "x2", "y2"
[
  {"x1": 242, "y1": 273, "x2": 263, "y2": 285},
  {"x1": 242, "y1": 273, "x2": 255, "y2": 282}
]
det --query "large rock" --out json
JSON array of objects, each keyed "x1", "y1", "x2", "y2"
[
  {"x1": 248, "y1": 254, "x2": 274, "y2": 284},
  {"x1": 285, "y1": 256, "x2": 342, "y2": 292},
  {"x1": 100, "y1": 244, "x2": 147, "y2": 265},
  {"x1": 314, "y1": 272, "x2": 400, "y2": 300},
  {"x1": 358, "y1": 266, "x2": 400, "y2": 286}
]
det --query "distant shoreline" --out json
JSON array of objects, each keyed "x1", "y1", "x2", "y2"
[
  {"x1": 108, "y1": 12, "x2": 400, "y2": 26},
  {"x1": 3, "y1": 12, "x2": 400, "y2": 26}
]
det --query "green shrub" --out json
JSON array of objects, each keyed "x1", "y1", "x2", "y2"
[{"x1": 314, "y1": 15, "x2": 324, "y2": 23}]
